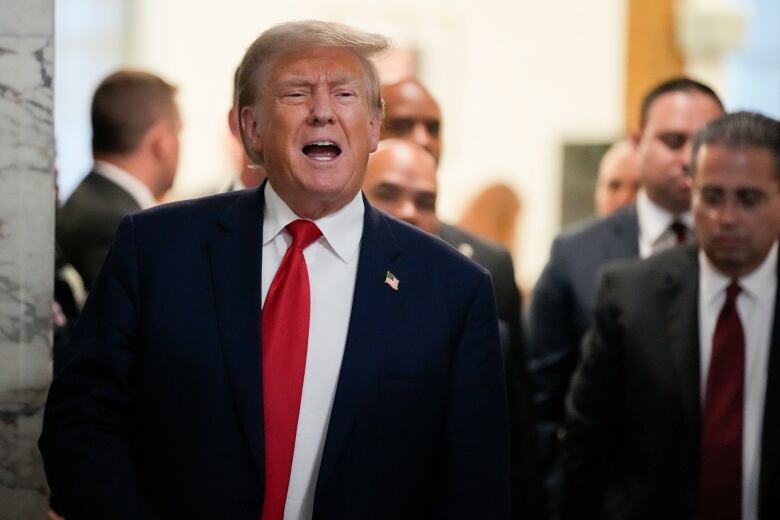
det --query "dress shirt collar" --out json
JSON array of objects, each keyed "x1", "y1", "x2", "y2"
[
  {"x1": 93, "y1": 160, "x2": 156, "y2": 210},
  {"x1": 637, "y1": 188, "x2": 693, "y2": 245},
  {"x1": 699, "y1": 241, "x2": 778, "y2": 306},
  {"x1": 262, "y1": 182, "x2": 364, "y2": 263}
]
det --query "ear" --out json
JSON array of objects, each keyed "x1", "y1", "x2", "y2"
[
  {"x1": 227, "y1": 107, "x2": 240, "y2": 139},
  {"x1": 240, "y1": 105, "x2": 263, "y2": 158},
  {"x1": 146, "y1": 120, "x2": 169, "y2": 161},
  {"x1": 368, "y1": 113, "x2": 381, "y2": 153}
]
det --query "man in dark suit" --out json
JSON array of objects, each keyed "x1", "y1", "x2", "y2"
[
  {"x1": 527, "y1": 77, "x2": 724, "y2": 516},
  {"x1": 58, "y1": 70, "x2": 181, "y2": 290},
  {"x1": 39, "y1": 21, "x2": 509, "y2": 520},
  {"x1": 563, "y1": 111, "x2": 780, "y2": 520}
]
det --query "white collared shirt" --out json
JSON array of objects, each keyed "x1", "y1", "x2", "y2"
[
  {"x1": 261, "y1": 182, "x2": 363, "y2": 520},
  {"x1": 92, "y1": 160, "x2": 156, "y2": 210},
  {"x1": 699, "y1": 241, "x2": 778, "y2": 520},
  {"x1": 636, "y1": 189, "x2": 693, "y2": 258}
]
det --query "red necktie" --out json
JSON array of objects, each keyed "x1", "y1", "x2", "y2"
[
  {"x1": 670, "y1": 220, "x2": 688, "y2": 244},
  {"x1": 699, "y1": 280, "x2": 744, "y2": 520},
  {"x1": 261, "y1": 219, "x2": 322, "y2": 520}
]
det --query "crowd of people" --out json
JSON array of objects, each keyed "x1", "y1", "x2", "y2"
[{"x1": 42, "y1": 19, "x2": 780, "y2": 520}]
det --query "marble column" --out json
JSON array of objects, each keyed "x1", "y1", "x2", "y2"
[{"x1": 0, "y1": 0, "x2": 54, "y2": 517}]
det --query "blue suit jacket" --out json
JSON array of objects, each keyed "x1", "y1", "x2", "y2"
[
  {"x1": 526, "y1": 204, "x2": 639, "y2": 513},
  {"x1": 40, "y1": 187, "x2": 510, "y2": 519}
]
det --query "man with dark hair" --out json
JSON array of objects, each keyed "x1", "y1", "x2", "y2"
[
  {"x1": 528, "y1": 76, "x2": 724, "y2": 517},
  {"x1": 563, "y1": 111, "x2": 780, "y2": 520},
  {"x1": 58, "y1": 69, "x2": 181, "y2": 290},
  {"x1": 40, "y1": 21, "x2": 509, "y2": 520}
]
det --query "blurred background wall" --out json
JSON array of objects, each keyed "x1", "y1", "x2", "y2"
[{"x1": 54, "y1": 0, "x2": 780, "y2": 288}]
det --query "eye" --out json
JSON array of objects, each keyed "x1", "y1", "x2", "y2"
[
  {"x1": 387, "y1": 118, "x2": 413, "y2": 136},
  {"x1": 699, "y1": 187, "x2": 724, "y2": 207},
  {"x1": 425, "y1": 120, "x2": 440, "y2": 137},
  {"x1": 659, "y1": 133, "x2": 686, "y2": 150},
  {"x1": 736, "y1": 189, "x2": 766, "y2": 209},
  {"x1": 415, "y1": 193, "x2": 436, "y2": 211}
]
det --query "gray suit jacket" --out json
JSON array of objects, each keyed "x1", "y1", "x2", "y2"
[
  {"x1": 58, "y1": 171, "x2": 141, "y2": 291},
  {"x1": 527, "y1": 204, "x2": 639, "y2": 511},
  {"x1": 562, "y1": 244, "x2": 780, "y2": 520}
]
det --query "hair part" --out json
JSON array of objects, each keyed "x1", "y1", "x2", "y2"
[
  {"x1": 91, "y1": 69, "x2": 178, "y2": 155},
  {"x1": 691, "y1": 111, "x2": 780, "y2": 181},
  {"x1": 638, "y1": 77, "x2": 723, "y2": 130},
  {"x1": 235, "y1": 20, "x2": 390, "y2": 165}
]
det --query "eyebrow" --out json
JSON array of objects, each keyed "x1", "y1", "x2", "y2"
[{"x1": 277, "y1": 73, "x2": 360, "y2": 88}]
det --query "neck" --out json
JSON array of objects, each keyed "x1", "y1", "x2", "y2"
[{"x1": 95, "y1": 154, "x2": 160, "y2": 199}]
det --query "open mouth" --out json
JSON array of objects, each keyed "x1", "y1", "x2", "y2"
[{"x1": 302, "y1": 140, "x2": 342, "y2": 161}]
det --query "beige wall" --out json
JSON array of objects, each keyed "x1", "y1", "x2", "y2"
[{"x1": 128, "y1": 0, "x2": 627, "y2": 287}]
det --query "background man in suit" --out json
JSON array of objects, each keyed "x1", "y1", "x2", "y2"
[
  {"x1": 527, "y1": 77, "x2": 724, "y2": 517},
  {"x1": 40, "y1": 21, "x2": 509, "y2": 520},
  {"x1": 594, "y1": 138, "x2": 640, "y2": 217},
  {"x1": 379, "y1": 78, "x2": 538, "y2": 519},
  {"x1": 562, "y1": 111, "x2": 780, "y2": 520},
  {"x1": 57, "y1": 69, "x2": 181, "y2": 290}
]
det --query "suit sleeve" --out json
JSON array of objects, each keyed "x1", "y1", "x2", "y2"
[
  {"x1": 440, "y1": 272, "x2": 510, "y2": 519},
  {"x1": 39, "y1": 215, "x2": 160, "y2": 519},
  {"x1": 526, "y1": 236, "x2": 581, "y2": 505},
  {"x1": 560, "y1": 269, "x2": 621, "y2": 520}
]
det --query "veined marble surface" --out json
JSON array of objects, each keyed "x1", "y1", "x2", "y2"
[{"x1": 0, "y1": 0, "x2": 55, "y2": 515}]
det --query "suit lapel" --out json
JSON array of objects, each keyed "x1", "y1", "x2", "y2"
[
  {"x1": 604, "y1": 204, "x2": 640, "y2": 259},
  {"x1": 207, "y1": 187, "x2": 265, "y2": 478},
  {"x1": 315, "y1": 200, "x2": 404, "y2": 492},
  {"x1": 759, "y1": 257, "x2": 780, "y2": 516},
  {"x1": 664, "y1": 246, "x2": 701, "y2": 447}
]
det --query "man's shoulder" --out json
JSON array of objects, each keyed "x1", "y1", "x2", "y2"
[
  {"x1": 130, "y1": 189, "x2": 246, "y2": 230},
  {"x1": 437, "y1": 222, "x2": 512, "y2": 268},
  {"x1": 380, "y1": 213, "x2": 491, "y2": 282},
  {"x1": 600, "y1": 244, "x2": 697, "y2": 292},
  {"x1": 62, "y1": 171, "x2": 138, "y2": 218},
  {"x1": 556, "y1": 205, "x2": 638, "y2": 249}
]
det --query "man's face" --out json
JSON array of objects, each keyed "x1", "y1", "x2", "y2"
[
  {"x1": 634, "y1": 91, "x2": 723, "y2": 214},
  {"x1": 364, "y1": 140, "x2": 438, "y2": 234},
  {"x1": 694, "y1": 144, "x2": 780, "y2": 278},
  {"x1": 241, "y1": 47, "x2": 380, "y2": 218},
  {"x1": 595, "y1": 145, "x2": 640, "y2": 216},
  {"x1": 381, "y1": 79, "x2": 441, "y2": 163}
]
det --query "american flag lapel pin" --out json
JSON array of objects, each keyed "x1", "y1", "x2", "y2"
[{"x1": 384, "y1": 271, "x2": 399, "y2": 291}]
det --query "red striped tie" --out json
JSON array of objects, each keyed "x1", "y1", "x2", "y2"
[
  {"x1": 261, "y1": 219, "x2": 322, "y2": 520},
  {"x1": 699, "y1": 280, "x2": 743, "y2": 520}
]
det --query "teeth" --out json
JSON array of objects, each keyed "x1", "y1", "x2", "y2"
[{"x1": 310, "y1": 140, "x2": 336, "y2": 146}]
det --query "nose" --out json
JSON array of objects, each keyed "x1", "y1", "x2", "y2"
[
  {"x1": 396, "y1": 198, "x2": 418, "y2": 225},
  {"x1": 410, "y1": 122, "x2": 433, "y2": 154},
  {"x1": 680, "y1": 139, "x2": 693, "y2": 174},
  {"x1": 308, "y1": 90, "x2": 335, "y2": 126}
]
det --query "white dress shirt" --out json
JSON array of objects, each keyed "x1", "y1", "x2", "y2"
[
  {"x1": 261, "y1": 183, "x2": 363, "y2": 520},
  {"x1": 93, "y1": 160, "x2": 156, "y2": 210},
  {"x1": 699, "y1": 241, "x2": 778, "y2": 520},
  {"x1": 636, "y1": 189, "x2": 693, "y2": 258}
]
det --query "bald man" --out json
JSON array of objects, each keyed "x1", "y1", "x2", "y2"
[
  {"x1": 364, "y1": 139, "x2": 438, "y2": 234},
  {"x1": 594, "y1": 140, "x2": 640, "y2": 216},
  {"x1": 365, "y1": 134, "x2": 540, "y2": 519}
]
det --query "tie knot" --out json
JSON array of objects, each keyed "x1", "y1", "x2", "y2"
[
  {"x1": 286, "y1": 219, "x2": 322, "y2": 249},
  {"x1": 670, "y1": 220, "x2": 688, "y2": 244},
  {"x1": 725, "y1": 280, "x2": 741, "y2": 303}
]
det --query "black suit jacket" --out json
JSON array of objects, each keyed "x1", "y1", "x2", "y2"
[
  {"x1": 58, "y1": 171, "x2": 141, "y2": 291},
  {"x1": 40, "y1": 188, "x2": 510, "y2": 519},
  {"x1": 562, "y1": 245, "x2": 780, "y2": 520},
  {"x1": 438, "y1": 222, "x2": 540, "y2": 519}
]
